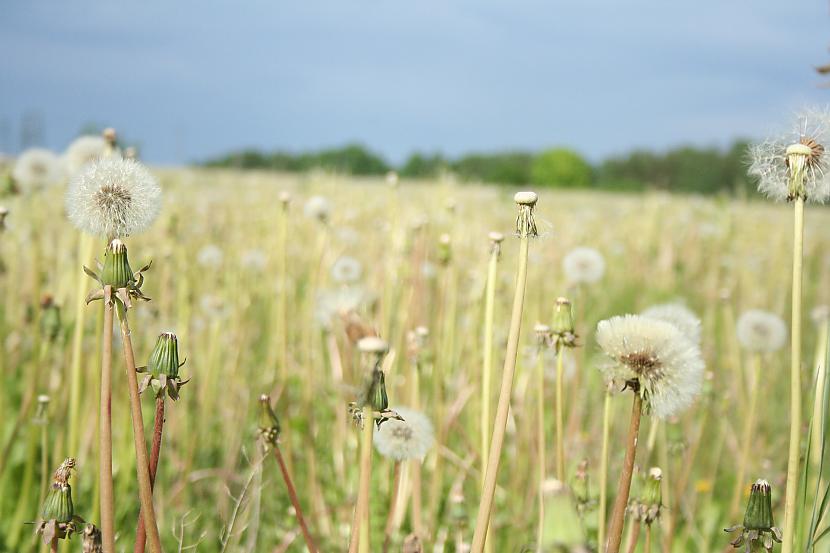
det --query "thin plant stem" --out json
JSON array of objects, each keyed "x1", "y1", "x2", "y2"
[
  {"x1": 645, "y1": 524, "x2": 652, "y2": 553},
  {"x1": 598, "y1": 389, "x2": 613, "y2": 551},
  {"x1": 136, "y1": 396, "x2": 166, "y2": 553},
  {"x1": 605, "y1": 393, "x2": 643, "y2": 553},
  {"x1": 49, "y1": 538, "x2": 58, "y2": 553},
  {"x1": 277, "y1": 201, "x2": 288, "y2": 384},
  {"x1": 782, "y1": 196, "x2": 805, "y2": 553},
  {"x1": 349, "y1": 407, "x2": 374, "y2": 553},
  {"x1": 382, "y1": 461, "x2": 403, "y2": 553},
  {"x1": 117, "y1": 301, "x2": 163, "y2": 553},
  {"x1": 480, "y1": 238, "x2": 499, "y2": 493},
  {"x1": 535, "y1": 348, "x2": 546, "y2": 553},
  {"x1": 68, "y1": 232, "x2": 93, "y2": 454},
  {"x1": 625, "y1": 522, "x2": 641, "y2": 553},
  {"x1": 555, "y1": 347, "x2": 566, "y2": 481},
  {"x1": 470, "y1": 226, "x2": 531, "y2": 553},
  {"x1": 99, "y1": 286, "x2": 115, "y2": 553},
  {"x1": 729, "y1": 353, "x2": 761, "y2": 519},
  {"x1": 273, "y1": 445, "x2": 319, "y2": 553}
]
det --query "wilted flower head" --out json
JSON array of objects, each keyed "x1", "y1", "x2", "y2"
[
  {"x1": 563, "y1": 247, "x2": 605, "y2": 284},
  {"x1": 13, "y1": 148, "x2": 62, "y2": 191},
  {"x1": 596, "y1": 314, "x2": 704, "y2": 418},
  {"x1": 66, "y1": 158, "x2": 161, "y2": 238},
  {"x1": 749, "y1": 108, "x2": 830, "y2": 202},
  {"x1": 63, "y1": 135, "x2": 108, "y2": 176},
  {"x1": 331, "y1": 256, "x2": 363, "y2": 284},
  {"x1": 304, "y1": 195, "x2": 331, "y2": 222},
  {"x1": 736, "y1": 310, "x2": 787, "y2": 353},
  {"x1": 197, "y1": 244, "x2": 224, "y2": 268},
  {"x1": 373, "y1": 407, "x2": 434, "y2": 461},
  {"x1": 641, "y1": 302, "x2": 702, "y2": 345}
]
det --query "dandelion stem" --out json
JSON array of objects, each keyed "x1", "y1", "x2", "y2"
[
  {"x1": 349, "y1": 408, "x2": 374, "y2": 553},
  {"x1": 535, "y1": 347, "x2": 546, "y2": 552},
  {"x1": 49, "y1": 537, "x2": 58, "y2": 553},
  {"x1": 382, "y1": 461, "x2": 403, "y2": 553},
  {"x1": 68, "y1": 232, "x2": 93, "y2": 454},
  {"x1": 624, "y1": 521, "x2": 640, "y2": 553},
  {"x1": 598, "y1": 388, "x2": 613, "y2": 551},
  {"x1": 470, "y1": 222, "x2": 532, "y2": 553},
  {"x1": 480, "y1": 237, "x2": 499, "y2": 494},
  {"x1": 117, "y1": 301, "x2": 163, "y2": 553},
  {"x1": 135, "y1": 396, "x2": 165, "y2": 553},
  {"x1": 99, "y1": 286, "x2": 116, "y2": 553},
  {"x1": 605, "y1": 393, "x2": 643, "y2": 553},
  {"x1": 782, "y1": 196, "x2": 805, "y2": 553},
  {"x1": 273, "y1": 444, "x2": 318, "y2": 553},
  {"x1": 555, "y1": 346, "x2": 566, "y2": 481},
  {"x1": 729, "y1": 353, "x2": 761, "y2": 519},
  {"x1": 644, "y1": 524, "x2": 652, "y2": 553}
]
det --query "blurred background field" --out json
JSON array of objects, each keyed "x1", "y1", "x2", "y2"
[{"x1": 0, "y1": 166, "x2": 827, "y2": 551}]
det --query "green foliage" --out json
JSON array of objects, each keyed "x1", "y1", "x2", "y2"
[
  {"x1": 452, "y1": 152, "x2": 534, "y2": 185},
  {"x1": 530, "y1": 148, "x2": 593, "y2": 188},
  {"x1": 205, "y1": 143, "x2": 389, "y2": 175},
  {"x1": 400, "y1": 152, "x2": 449, "y2": 178}
]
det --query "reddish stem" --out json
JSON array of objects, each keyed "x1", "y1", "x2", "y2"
[
  {"x1": 273, "y1": 445, "x2": 318, "y2": 552},
  {"x1": 135, "y1": 396, "x2": 165, "y2": 553}
]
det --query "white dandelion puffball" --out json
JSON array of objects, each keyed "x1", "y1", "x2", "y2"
[
  {"x1": 304, "y1": 195, "x2": 331, "y2": 222},
  {"x1": 373, "y1": 407, "x2": 435, "y2": 461},
  {"x1": 241, "y1": 249, "x2": 267, "y2": 271},
  {"x1": 66, "y1": 158, "x2": 161, "y2": 238},
  {"x1": 331, "y1": 256, "x2": 363, "y2": 284},
  {"x1": 563, "y1": 247, "x2": 605, "y2": 284},
  {"x1": 197, "y1": 244, "x2": 224, "y2": 268},
  {"x1": 13, "y1": 148, "x2": 62, "y2": 191},
  {"x1": 736, "y1": 309, "x2": 787, "y2": 353},
  {"x1": 641, "y1": 303, "x2": 702, "y2": 345},
  {"x1": 749, "y1": 108, "x2": 830, "y2": 203},
  {"x1": 596, "y1": 314, "x2": 704, "y2": 418},
  {"x1": 315, "y1": 286, "x2": 373, "y2": 328},
  {"x1": 63, "y1": 135, "x2": 108, "y2": 176}
]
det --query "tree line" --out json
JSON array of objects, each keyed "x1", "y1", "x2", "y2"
[{"x1": 203, "y1": 140, "x2": 754, "y2": 195}]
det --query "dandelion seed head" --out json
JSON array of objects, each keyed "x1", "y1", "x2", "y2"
[
  {"x1": 315, "y1": 286, "x2": 373, "y2": 329},
  {"x1": 736, "y1": 309, "x2": 787, "y2": 353},
  {"x1": 596, "y1": 314, "x2": 704, "y2": 418},
  {"x1": 563, "y1": 247, "x2": 605, "y2": 284},
  {"x1": 240, "y1": 249, "x2": 267, "y2": 271},
  {"x1": 13, "y1": 148, "x2": 63, "y2": 191},
  {"x1": 304, "y1": 195, "x2": 331, "y2": 222},
  {"x1": 197, "y1": 244, "x2": 224, "y2": 268},
  {"x1": 373, "y1": 407, "x2": 434, "y2": 461},
  {"x1": 66, "y1": 158, "x2": 161, "y2": 238},
  {"x1": 749, "y1": 107, "x2": 830, "y2": 203},
  {"x1": 641, "y1": 302, "x2": 702, "y2": 345},
  {"x1": 331, "y1": 256, "x2": 363, "y2": 284},
  {"x1": 63, "y1": 135, "x2": 108, "y2": 176}
]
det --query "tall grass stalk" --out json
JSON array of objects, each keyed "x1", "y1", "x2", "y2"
[
  {"x1": 116, "y1": 302, "x2": 163, "y2": 553},
  {"x1": 349, "y1": 406, "x2": 375, "y2": 553},
  {"x1": 782, "y1": 196, "x2": 805, "y2": 553},
  {"x1": 555, "y1": 348, "x2": 566, "y2": 481},
  {"x1": 598, "y1": 387, "x2": 613, "y2": 551},
  {"x1": 67, "y1": 232, "x2": 93, "y2": 454},
  {"x1": 470, "y1": 191, "x2": 536, "y2": 553},
  {"x1": 535, "y1": 346, "x2": 546, "y2": 552}
]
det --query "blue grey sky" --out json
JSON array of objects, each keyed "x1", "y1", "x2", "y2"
[{"x1": 1, "y1": 1, "x2": 828, "y2": 164}]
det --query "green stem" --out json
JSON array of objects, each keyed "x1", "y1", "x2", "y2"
[
  {"x1": 782, "y1": 197, "x2": 805, "y2": 553},
  {"x1": 99, "y1": 286, "x2": 115, "y2": 553},
  {"x1": 470, "y1": 230, "x2": 531, "y2": 553},
  {"x1": 536, "y1": 348, "x2": 546, "y2": 552},
  {"x1": 349, "y1": 407, "x2": 375, "y2": 553},
  {"x1": 67, "y1": 232, "x2": 93, "y2": 455},
  {"x1": 555, "y1": 346, "x2": 566, "y2": 481},
  {"x1": 598, "y1": 389, "x2": 612, "y2": 552}
]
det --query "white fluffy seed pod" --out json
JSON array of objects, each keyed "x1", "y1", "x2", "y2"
[
  {"x1": 13, "y1": 148, "x2": 63, "y2": 191},
  {"x1": 304, "y1": 195, "x2": 331, "y2": 222},
  {"x1": 563, "y1": 247, "x2": 605, "y2": 284},
  {"x1": 331, "y1": 256, "x2": 363, "y2": 284},
  {"x1": 373, "y1": 407, "x2": 434, "y2": 461},
  {"x1": 736, "y1": 309, "x2": 787, "y2": 353},
  {"x1": 641, "y1": 303, "x2": 702, "y2": 345},
  {"x1": 596, "y1": 314, "x2": 704, "y2": 418},
  {"x1": 63, "y1": 135, "x2": 108, "y2": 177},
  {"x1": 66, "y1": 158, "x2": 161, "y2": 238}
]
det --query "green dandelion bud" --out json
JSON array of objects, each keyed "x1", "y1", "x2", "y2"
[
  {"x1": 101, "y1": 239, "x2": 133, "y2": 289},
  {"x1": 437, "y1": 233, "x2": 452, "y2": 266},
  {"x1": 641, "y1": 467, "x2": 662, "y2": 525},
  {"x1": 41, "y1": 483, "x2": 74, "y2": 523},
  {"x1": 725, "y1": 479, "x2": 782, "y2": 551},
  {"x1": 257, "y1": 394, "x2": 280, "y2": 447},
  {"x1": 39, "y1": 295, "x2": 61, "y2": 342},
  {"x1": 148, "y1": 332, "x2": 180, "y2": 379},
  {"x1": 367, "y1": 369, "x2": 389, "y2": 412},
  {"x1": 552, "y1": 297, "x2": 574, "y2": 335}
]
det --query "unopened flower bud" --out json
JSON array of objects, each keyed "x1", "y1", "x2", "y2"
[
  {"x1": 552, "y1": 297, "x2": 574, "y2": 335},
  {"x1": 101, "y1": 239, "x2": 133, "y2": 288},
  {"x1": 257, "y1": 394, "x2": 281, "y2": 447},
  {"x1": 641, "y1": 467, "x2": 662, "y2": 524},
  {"x1": 368, "y1": 369, "x2": 389, "y2": 412},
  {"x1": 148, "y1": 332, "x2": 180, "y2": 379},
  {"x1": 743, "y1": 479, "x2": 774, "y2": 531}
]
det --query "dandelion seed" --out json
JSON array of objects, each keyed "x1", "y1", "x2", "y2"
[
  {"x1": 304, "y1": 195, "x2": 331, "y2": 223},
  {"x1": 197, "y1": 244, "x2": 224, "y2": 268},
  {"x1": 13, "y1": 148, "x2": 62, "y2": 191},
  {"x1": 641, "y1": 302, "x2": 702, "y2": 345},
  {"x1": 66, "y1": 158, "x2": 161, "y2": 238},
  {"x1": 736, "y1": 310, "x2": 787, "y2": 353},
  {"x1": 373, "y1": 407, "x2": 434, "y2": 461},
  {"x1": 596, "y1": 314, "x2": 704, "y2": 418},
  {"x1": 749, "y1": 108, "x2": 830, "y2": 202},
  {"x1": 563, "y1": 247, "x2": 605, "y2": 284},
  {"x1": 63, "y1": 135, "x2": 108, "y2": 176},
  {"x1": 331, "y1": 256, "x2": 363, "y2": 284}
]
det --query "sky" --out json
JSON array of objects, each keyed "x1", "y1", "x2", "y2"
[{"x1": 1, "y1": 1, "x2": 829, "y2": 165}]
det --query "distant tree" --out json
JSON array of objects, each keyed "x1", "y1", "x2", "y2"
[
  {"x1": 312, "y1": 143, "x2": 389, "y2": 175},
  {"x1": 452, "y1": 152, "x2": 533, "y2": 185},
  {"x1": 531, "y1": 148, "x2": 593, "y2": 187},
  {"x1": 400, "y1": 152, "x2": 449, "y2": 178}
]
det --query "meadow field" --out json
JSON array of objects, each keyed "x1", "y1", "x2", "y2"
[{"x1": 0, "y1": 163, "x2": 828, "y2": 553}]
